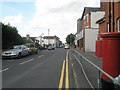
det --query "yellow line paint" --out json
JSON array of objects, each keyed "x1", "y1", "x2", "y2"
[
  {"x1": 58, "y1": 49, "x2": 70, "y2": 89},
  {"x1": 65, "y1": 49, "x2": 69, "y2": 89},
  {"x1": 58, "y1": 60, "x2": 65, "y2": 89}
]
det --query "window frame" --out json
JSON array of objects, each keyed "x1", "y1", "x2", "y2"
[
  {"x1": 107, "y1": 23, "x2": 110, "y2": 32},
  {"x1": 117, "y1": 18, "x2": 120, "y2": 32}
]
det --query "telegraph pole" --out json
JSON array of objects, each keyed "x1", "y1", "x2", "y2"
[{"x1": 48, "y1": 29, "x2": 50, "y2": 36}]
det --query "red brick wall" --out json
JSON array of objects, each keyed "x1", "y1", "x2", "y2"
[
  {"x1": 114, "y1": 2, "x2": 120, "y2": 32},
  {"x1": 99, "y1": 22, "x2": 106, "y2": 35},
  {"x1": 99, "y1": 1, "x2": 120, "y2": 35}
]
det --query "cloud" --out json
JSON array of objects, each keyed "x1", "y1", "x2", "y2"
[
  {"x1": 1, "y1": 0, "x2": 100, "y2": 43},
  {"x1": 1, "y1": 13, "x2": 23, "y2": 27},
  {"x1": 25, "y1": 0, "x2": 100, "y2": 42},
  {"x1": 0, "y1": 0, "x2": 34, "y2": 2},
  {"x1": 1, "y1": 13, "x2": 26, "y2": 37}
]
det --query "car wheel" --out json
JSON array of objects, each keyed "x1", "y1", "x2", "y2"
[
  {"x1": 27, "y1": 52, "x2": 30, "y2": 56},
  {"x1": 35, "y1": 51, "x2": 38, "y2": 54},
  {"x1": 30, "y1": 52, "x2": 32, "y2": 55},
  {"x1": 18, "y1": 53, "x2": 22, "y2": 59}
]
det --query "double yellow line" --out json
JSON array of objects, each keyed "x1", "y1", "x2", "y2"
[
  {"x1": 58, "y1": 50, "x2": 69, "y2": 89},
  {"x1": 65, "y1": 50, "x2": 69, "y2": 89}
]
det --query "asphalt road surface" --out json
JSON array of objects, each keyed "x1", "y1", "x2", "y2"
[{"x1": 2, "y1": 48, "x2": 101, "y2": 89}]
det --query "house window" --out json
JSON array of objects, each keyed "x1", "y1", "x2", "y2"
[
  {"x1": 84, "y1": 16, "x2": 86, "y2": 24},
  {"x1": 84, "y1": 14, "x2": 89, "y2": 24},
  {"x1": 118, "y1": 18, "x2": 120, "y2": 32},
  {"x1": 86, "y1": 14, "x2": 89, "y2": 23}
]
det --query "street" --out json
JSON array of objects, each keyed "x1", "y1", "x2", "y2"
[
  {"x1": 1, "y1": 1, "x2": 120, "y2": 89},
  {"x1": 2, "y1": 48, "x2": 101, "y2": 89}
]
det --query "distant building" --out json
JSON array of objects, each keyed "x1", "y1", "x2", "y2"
[
  {"x1": 96, "y1": 1, "x2": 120, "y2": 40},
  {"x1": 75, "y1": 18, "x2": 83, "y2": 50},
  {"x1": 35, "y1": 36, "x2": 44, "y2": 46},
  {"x1": 43, "y1": 35, "x2": 61, "y2": 47},
  {"x1": 25, "y1": 34, "x2": 37, "y2": 43},
  {"x1": 25, "y1": 34, "x2": 62, "y2": 47},
  {"x1": 76, "y1": 7, "x2": 105, "y2": 52}
]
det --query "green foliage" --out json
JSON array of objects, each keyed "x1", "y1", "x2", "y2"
[
  {"x1": 2, "y1": 22, "x2": 25, "y2": 50},
  {"x1": 22, "y1": 37, "x2": 33, "y2": 44},
  {"x1": 66, "y1": 33, "x2": 75, "y2": 46},
  {"x1": 34, "y1": 42, "x2": 40, "y2": 49},
  {"x1": 48, "y1": 43, "x2": 52, "y2": 46}
]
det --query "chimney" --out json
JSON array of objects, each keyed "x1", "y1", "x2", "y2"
[{"x1": 26, "y1": 34, "x2": 30, "y2": 40}]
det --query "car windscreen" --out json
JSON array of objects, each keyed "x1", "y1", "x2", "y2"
[
  {"x1": 25, "y1": 44, "x2": 29, "y2": 48},
  {"x1": 13, "y1": 46, "x2": 22, "y2": 49},
  {"x1": 30, "y1": 44, "x2": 34, "y2": 48}
]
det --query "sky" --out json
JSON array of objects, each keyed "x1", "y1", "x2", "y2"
[{"x1": 0, "y1": 0, "x2": 100, "y2": 43}]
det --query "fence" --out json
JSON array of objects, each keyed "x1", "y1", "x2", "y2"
[{"x1": 73, "y1": 49, "x2": 120, "y2": 89}]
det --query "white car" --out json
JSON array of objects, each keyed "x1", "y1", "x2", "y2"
[
  {"x1": 48, "y1": 46, "x2": 55, "y2": 50},
  {"x1": 2, "y1": 45, "x2": 29, "y2": 59},
  {"x1": 64, "y1": 45, "x2": 70, "y2": 49}
]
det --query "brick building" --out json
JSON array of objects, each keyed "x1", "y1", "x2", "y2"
[
  {"x1": 76, "y1": 7, "x2": 104, "y2": 52},
  {"x1": 96, "y1": 0, "x2": 120, "y2": 39},
  {"x1": 75, "y1": 18, "x2": 82, "y2": 50}
]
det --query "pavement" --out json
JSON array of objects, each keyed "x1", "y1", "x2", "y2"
[
  {"x1": 73, "y1": 48, "x2": 102, "y2": 68},
  {"x1": 69, "y1": 48, "x2": 102, "y2": 88}
]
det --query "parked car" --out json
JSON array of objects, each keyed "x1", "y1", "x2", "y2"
[
  {"x1": 64, "y1": 44, "x2": 70, "y2": 49},
  {"x1": 59, "y1": 44, "x2": 64, "y2": 48},
  {"x1": 25, "y1": 44, "x2": 38, "y2": 55},
  {"x1": 2, "y1": 45, "x2": 29, "y2": 59},
  {"x1": 48, "y1": 46, "x2": 55, "y2": 50}
]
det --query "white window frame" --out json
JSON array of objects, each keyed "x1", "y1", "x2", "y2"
[
  {"x1": 118, "y1": 18, "x2": 120, "y2": 32},
  {"x1": 84, "y1": 14, "x2": 89, "y2": 24},
  {"x1": 107, "y1": 23, "x2": 110, "y2": 32},
  {"x1": 86, "y1": 14, "x2": 89, "y2": 23}
]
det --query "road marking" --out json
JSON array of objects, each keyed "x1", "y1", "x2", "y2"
[
  {"x1": 38, "y1": 55, "x2": 44, "y2": 58},
  {"x1": 58, "y1": 60, "x2": 65, "y2": 89},
  {"x1": 58, "y1": 49, "x2": 69, "y2": 89},
  {"x1": 72, "y1": 64, "x2": 73, "y2": 67},
  {"x1": 74, "y1": 73, "x2": 77, "y2": 78},
  {"x1": 0, "y1": 68, "x2": 9, "y2": 72},
  {"x1": 69, "y1": 52, "x2": 79, "y2": 88},
  {"x1": 19, "y1": 59, "x2": 34, "y2": 65},
  {"x1": 74, "y1": 55, "x2": 94, "y2": 88},
  {"x1": 5, "y1": 60, "x2": 15, "y2": 61},
  {"x1": 65, "y1": 49, "x2": 69, "y2": 89}
]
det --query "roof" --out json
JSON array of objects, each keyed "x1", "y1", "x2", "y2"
[
  {"x1": 30, "y1": 37, "x2": 37, "y2": 42},
  {"x1": 43, "y1": 36, "x2": 59, "y2": 39},
  {"x1": 81, "y1": 7, "x2": 100, "y2": 20},
  {"x1": 77, "y1": 18, "x2": 82, "y2": 21},
  {"x1": 23, "y1": 37, "x2": 37, "y2": 42}
]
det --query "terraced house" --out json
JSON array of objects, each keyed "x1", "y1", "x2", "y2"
[
  {"x1": 76, "y1": 7, "x2": 105, "y2": 52},
  {"x1": 96, "y1": 0, "x2": 120, "y2": 39}
]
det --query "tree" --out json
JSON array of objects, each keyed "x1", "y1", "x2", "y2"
[
  {"x1": 66, "y1": 33, "x2": 75, "y2": 46},
  {"x1": 22, "y1": 37, "x2": 33, "y2": 44},
  {"x1": 34, "y1": 42, "x2": 40, "y2": 49},
  {"x1": 2, "y1": 22, "x2": 25, "y2": 50}
]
